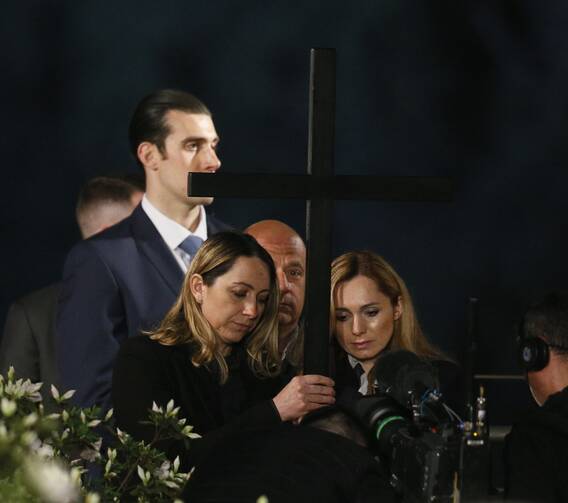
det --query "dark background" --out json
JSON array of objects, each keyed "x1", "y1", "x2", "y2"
[{"x1": 3, "y1": 1, "x2": 567, "y2": 417}]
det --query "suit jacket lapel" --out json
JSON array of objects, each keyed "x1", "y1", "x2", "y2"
[{"x1": 129, "y1": 206, "x2": 184, "y2": 296}]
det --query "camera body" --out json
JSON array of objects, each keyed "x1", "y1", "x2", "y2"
[
  {"x1": 389, "y1": 426, "x2": 462, "y2": 502},
  {"x1": 345, "y1": 388, "x2": 488, "y2": 503}
]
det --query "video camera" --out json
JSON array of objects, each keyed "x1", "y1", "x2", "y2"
[{"x1": 338, "y1": 351, "x2": 489, "y2": 503}]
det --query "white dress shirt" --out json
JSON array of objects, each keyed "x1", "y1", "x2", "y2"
[
  {"x1": 141, "y1": 195, "x2": 208, "y2": 272},
  {"x1": 348, "y1": 354, "x2": 370, "y2": 395}
]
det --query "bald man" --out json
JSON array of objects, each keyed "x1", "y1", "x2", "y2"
[{"x1": 245, "y1": 220, "x2": 306, "y2": 369}]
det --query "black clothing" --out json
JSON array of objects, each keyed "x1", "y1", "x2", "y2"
[
  {"x1": 333, "y1": 348, "x2": 463, "y2": 413},
  {"x1": 183, "y1": 422, "x2": 396, "y2": 503},
  {"x1": 504, "y1": 386, "x2": 568, "y2": 502},
  {"x1": 0, "y1": 283, "x2": 60, "y2": 410},
  {"x1": 112, "y1": 336, "x2": 281, "y2": 468}
]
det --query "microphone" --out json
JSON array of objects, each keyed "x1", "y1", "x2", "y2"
[{"x1": 372, "y1": 349, "x2": 447, "y2": 419}]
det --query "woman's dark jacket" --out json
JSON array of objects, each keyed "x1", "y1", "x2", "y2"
[{"x1": 112, "y1": 335, "x2": 282, "y2": 468}]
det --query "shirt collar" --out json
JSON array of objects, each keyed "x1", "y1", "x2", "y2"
[
  {"x1": 347, "y1": 354, "x2": 364, "y2": 369},
  {"x1": 141, "y1": 195, "x2": 208, "y2": 251},
  {"x1": 281, "y1": 326, "x2": 300, "y2": 361},
  {"x1": 347, "y1": 354, "x2": 369, "y2": 394}
]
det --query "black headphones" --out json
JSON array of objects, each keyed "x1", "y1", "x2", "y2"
[
  {"x1": 518, "y1": 336, "x2": 552, "y2": 372},
  {"x1": 518, "y1": 317, "x2": 568, "y2": 372},
  {"x1": 518, "y1": 292, "x2": 568, "y2": 372}
]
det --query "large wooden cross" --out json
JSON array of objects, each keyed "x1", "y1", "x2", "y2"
[{"x1": 188, "y1": 48, "x2": 452, "y2": 376}]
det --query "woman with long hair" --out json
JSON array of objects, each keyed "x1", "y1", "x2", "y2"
[
  {"x1": 112, "y1": 232, "x2": 334, "y2": 466},
  {"x1": 331, "y1": 250, "x2": 456, "y2": 399}
]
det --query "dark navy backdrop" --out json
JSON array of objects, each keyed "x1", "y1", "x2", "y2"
[{"x1": 2, "y1": 1, "x2": 567, "y2": 395}]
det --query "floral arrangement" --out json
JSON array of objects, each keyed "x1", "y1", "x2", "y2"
[{"x1": 0, "y1": 367, "x2": 199, "y2": 502}]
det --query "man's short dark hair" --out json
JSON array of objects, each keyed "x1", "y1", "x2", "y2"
[
  {"x1": 76, "y1": 176, "x2": 142, "y2": 232},
  {"x1": 115, "y1": 172, "x2": 146, "y2": 193},
  {"x1": 523, "y1": 291, "x2": 568, "y2": 353},
  {"x1": 302, "y1": 407, "x2": 369, "y2": 447},
  {"x1": 128, "y1": 89, "x2": 211, "y2": 165}
]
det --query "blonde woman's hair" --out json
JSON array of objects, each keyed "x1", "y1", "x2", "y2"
[
  {"x1": 331, "y1": 251, "x2": 446, "y2": 362},
  {"x1": 148, "y1": 231, "x2": 281, "y2": 383}
]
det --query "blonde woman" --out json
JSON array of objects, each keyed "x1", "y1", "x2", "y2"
[
  {"x1": 113, "y1": 232, "x2": 334, "y2": 466},
  {"x1": 331, "y1": 251, "x2": 458, "y2": 403}
]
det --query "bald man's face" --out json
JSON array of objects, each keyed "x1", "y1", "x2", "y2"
[{"x1": 255, "y1": 235, "x2": 306, "y2": 338}]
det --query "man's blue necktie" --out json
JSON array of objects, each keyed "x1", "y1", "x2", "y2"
[{"x1": 178, "y1": 235, "x2": 204, "y2": 258}]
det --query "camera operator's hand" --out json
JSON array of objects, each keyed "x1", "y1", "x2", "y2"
[{"x1": 272, "y1": 375, "x2": 335, "y2": 422}]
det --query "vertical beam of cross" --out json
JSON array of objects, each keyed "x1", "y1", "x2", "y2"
[{"x1": 303, "y1": 48, "x2": 335, "y2": 375}]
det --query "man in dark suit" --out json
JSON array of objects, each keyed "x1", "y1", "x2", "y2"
[
  {"x1": 0, "y1": 176, "x2": 144, "y2": 407},
  {"x1": 56, "y1": 89, "x2": 230, "y2": 412}
]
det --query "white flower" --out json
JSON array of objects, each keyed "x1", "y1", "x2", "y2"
[
  {"x1": 23, "y1": 412, "x2": 38, "y2": 427},
  {"x1": 1, "y1": 398, "x2": 16, "y2": 417},
  {"x1": 116, "y1": 427, "x2": 130, "y2": 444},
  {"x1": 163, "y1": 480, "x2": 180, "y2": 489},
  {"x1": 182, "y1": 425, "x2": 201, "y2": 439},
  {"x1": 154, "y1": 460, "x2": 170, "y2": 480},
  {"x1": 48, "y1": 385, "x2": 74, "y2": 403},
  {"x1": 69, "y1": 466, "x2": 82, "y2": 484},
  {"x1": 85, "y1": 493, "x2": 100, "y2": 503},
  {"x1": 107, "y1": 447, "x2": 117, "y2": 461},
  {"x1": 104, "y1": 408, "x2": 114, "y2": 421},
  {"x1": 21, "y1": 431, "x2": 38, "y2": 446},
  {"x1": 137, "y1": 465, "x2": 151, "y2": 486},
  {"x1": 23, "y1": 380, "x2": 43, "y2": 402},
  {"x1": 35, "y1": 442, "x2": 55, "y2": 459},
  {"x1": 23, "y1": 457, "x2": 80, "y2": 503},
  {"x1": 60, "y1": 389, "x2": 76, "y2": 401},
  {"x1": 4, "y1": 380, "x2": 43, "y2": 402},
  {"x1": 257, "y1": 496, "x2": 269, "y2": 503},
  {"x1": 79, "y1": 447, "x2": 100, "y2": 462},
  {"x1": 51, "y1": 384, "x2": 60, "y2": 401}
]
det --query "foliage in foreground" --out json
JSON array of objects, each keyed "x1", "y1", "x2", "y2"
[{"x1": 0, "y1": 367, "x2": 200, "y2": 502}]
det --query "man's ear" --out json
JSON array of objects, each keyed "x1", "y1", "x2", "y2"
[
  {"x1": 137, "y1": 142, "x2": 159, "y2": 171},
  {"x1": 189, "y1": 274, "x2": 204, "y2": 304},
  {"x1": 394, "y1": 296, "x2": 403, "y2": 320}
]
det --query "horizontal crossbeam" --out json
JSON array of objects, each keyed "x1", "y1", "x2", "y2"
[{"x1": 188, "y1": 173, "x2": 453, "y2": 202}]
